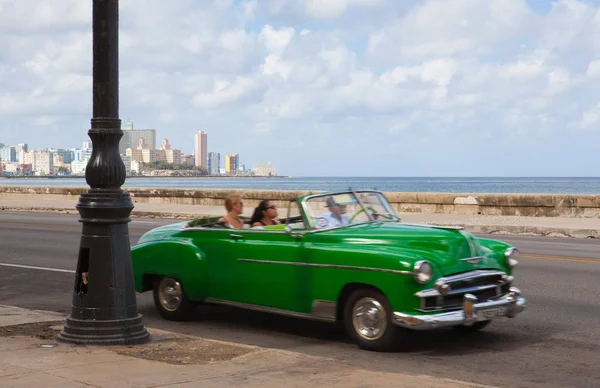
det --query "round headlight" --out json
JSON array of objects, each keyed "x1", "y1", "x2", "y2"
[
  {"x1": 414, "y1": 260, "x2": 432, "y2": 284},
  {"x1": 504, "y1": 247, "x2": 519, "y2": 268}
]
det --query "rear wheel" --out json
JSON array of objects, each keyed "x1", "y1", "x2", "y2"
[
  {"x1": 153, "y1": 276, "x2": 195, "y2": 321},
  {"x1": 343, "y1": 289, "x2": 402, "y2": 351}
]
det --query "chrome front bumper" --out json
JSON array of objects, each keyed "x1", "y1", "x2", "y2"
[{"x1": 393, "y1": 287, "x2": 526, "y2": 330}]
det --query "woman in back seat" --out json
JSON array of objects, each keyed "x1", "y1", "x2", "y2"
[{"x1": 250, "y1": 200, "x2": 281, "y2": 227}]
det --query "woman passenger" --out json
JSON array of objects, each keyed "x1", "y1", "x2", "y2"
[
  {"x1": 218, "y1": 194, "x2": 244, "y2": 228},
  {"x1": 250, "y1": 200, "x2": 281, "y2": 227}
]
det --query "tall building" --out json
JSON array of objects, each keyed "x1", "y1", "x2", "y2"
[
  {"x1": 119, "y1": 120, "x2": 156, "y2": 153},
  {"x1": 225, "y1": 153, "x2": 238, "y2": 175},
  {"x1": 194, "y1": 131, "x2": 208, "y2": 168},
  {"x1": 165, "y1": 149, "x2": 181, "y2": 165},
  {"x1": 31, "y1": 150, "x2": 54, "y2": 175},
  {"x1": 15, "y1": 144, "x2": 28, "y2": 164},
  {"x1": 48, "y1": 149, "x2": 75, "y2": 164},
  {"x1": 255, "y1": 162, "x2": 277, "y2": 176},
  {"x1": 0, "y1": 146, "x2": 16, "y2": 163},
  {"x1": 208, "y1": 152, "x2": 220, "y2": 175},
  {"x1": 160, "y1": 138, "x2": 172, "y2": 151}
]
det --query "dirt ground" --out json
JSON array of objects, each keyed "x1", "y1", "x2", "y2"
[{"x1": 0, "y1": 321, "x2": 257, "y2": 365}]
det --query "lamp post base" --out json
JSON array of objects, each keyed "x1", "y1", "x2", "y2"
[
  {"x1": 58, "y1": 191, "x2": 150, "y2": 346},
  {"x1": 58, "y1": 314, "x2": 149, "y2": 345}
]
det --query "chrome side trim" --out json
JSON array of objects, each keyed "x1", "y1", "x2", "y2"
[
  {"x1": 204, "y1": 298, "x2": 336, "y2": 323},
  {"x1": 311, "y1": 300, "x2": 337, "y2": 320},
  {"x1": 393, "y1": 287, "x2": 526, "y2": 330},
  {"x1": 436, "y1": 270, "x2": 507, "y2": 284},
  {"x1": 416, "y1": 283, "x2": 502, "y2": 298},
  {"x1": 237, "y1": 258, "x2": 413, "y2": 275},
  {"x1": 461, "y1": 256, "x2": 484, "y2": 264}
]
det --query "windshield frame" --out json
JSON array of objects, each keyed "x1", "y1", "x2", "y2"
[{"x1": 300, "y1": 190, "x2": 399, "y2": 230}]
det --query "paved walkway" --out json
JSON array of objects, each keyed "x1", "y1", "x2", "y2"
[
  {"x1": 0, "y1": 305, "x2": 494, "y2": 388},
  {"x1": 1, "y1": 196, "x2": 600, "y2": 238}
]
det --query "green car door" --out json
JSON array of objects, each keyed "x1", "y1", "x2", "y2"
[{"x1": 220, "y1": 228, "x2": 308, "y2": 313}]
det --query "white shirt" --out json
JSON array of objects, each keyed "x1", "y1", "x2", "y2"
[{"x1": 315, "y1": 211, "x2": 350, "y2": 228}]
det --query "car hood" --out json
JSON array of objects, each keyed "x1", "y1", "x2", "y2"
[{"x1": 313, "y1": 221, "x2": 505, "y2": 276}]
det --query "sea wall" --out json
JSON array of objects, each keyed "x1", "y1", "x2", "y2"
[{"x1": 0, "y1": 185, "x2": 599, "y2": 218}]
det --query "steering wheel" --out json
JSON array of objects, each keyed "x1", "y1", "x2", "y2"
[{"x1": 349, "y1": 206, "x2": 377, "y2": 223}]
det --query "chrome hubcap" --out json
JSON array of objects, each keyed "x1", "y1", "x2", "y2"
[
  {"x1": 352, "y1": 297, "x2": 387, "y2": 340},
  {"x1": 158, "y1": 277, "x2": 182, "y2": 311}
]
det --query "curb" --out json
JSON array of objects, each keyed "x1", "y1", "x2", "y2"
[
  {"x1": 432, "y1": 223, "x2": 599, "y2": 239},
  {"x1": 0, "y1": 206, "x2": 596, "y2": 239}
]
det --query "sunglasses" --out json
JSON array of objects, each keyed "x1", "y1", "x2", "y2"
[{"x1": 266, "y1": 205, "x2": 277, "y2": 210}]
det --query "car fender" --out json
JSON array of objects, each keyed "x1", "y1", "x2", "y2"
[
  {"x1": 305, "y1": 244, "x2": 437, "y2": 313},
  {"x1": 131, "y1": 239, "x2": 208, "y2": 301},
  {"x1": 476, "y1": 237, "x2": 513, "y2": 272}
]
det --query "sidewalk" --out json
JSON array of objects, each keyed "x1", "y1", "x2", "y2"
[
  {"x1": 1, "y1": 196, "x2": 600, "y2": 238},
  {"x1": 0, "y1": 305, "x2": 494, "y2": 388}
]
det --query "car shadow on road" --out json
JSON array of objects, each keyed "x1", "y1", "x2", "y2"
[{"x1": 137, "y1": 297, "x2": 557, "y2": 356}]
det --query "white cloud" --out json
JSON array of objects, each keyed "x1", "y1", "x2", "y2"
[
  {"x1": 579, "y1": 103, "x2": 600, "y2": 129},
  {"x1": 546, "y1": 68, "x2": 571, "y2": 95},
  {"x1": 259, "y1": 25, "x2": 295, "y2": 54},
  {"x1": 305, "y1": 0, "x2": 385, "y2": 18},
  {"x1": 587, "y1": 59, "x2": 600, "y2": 78},
  {"x1": 193, "y1": 76, "x2": 264, "y2": 108},
  {"x1": 2, "y1": 0, "x2": 600, "y2": 176}
]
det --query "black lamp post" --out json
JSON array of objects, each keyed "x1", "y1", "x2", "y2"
[{"x1": 58, "y1": 0, "x2": 150, "y2": 345}]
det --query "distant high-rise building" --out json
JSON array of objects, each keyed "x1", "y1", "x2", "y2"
[
  {"x1": 208, "y1": 152, "x2": 220, "y2": 175},
  {"x1": 0, "y1": 146, "x2": 16, "y2": 163},
  {"x1": 225, "y1": 153, "x2": 238, "y2": 175},
  {"x1": 160, "y1": 138, "x2": 172, "y2": 151},
  {"x1": 15, "y1": 144, "x2": 28, "y2": 164},
  {"x1": 48, "y1": 149, "x2": 75, "y2": 165},
  {"x1": 194, "y1": 131, "x2": 208, "y2": 168},
  {"x1": 82, "y1": 140, "x2": 92, "y2": 150},
  {"x1": 119, "y1": 120, "x2": 156, "y2": 153},
  {"x1": 255, "y1": 162, "x2": 277, "y2": 176},
  {"x1": 31, "y1": 150, "x2": 54, "y2": 175}
]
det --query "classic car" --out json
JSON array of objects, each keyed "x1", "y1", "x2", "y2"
[{"x1": 131, "y1": 190, "x2": 526, "y2": 351}]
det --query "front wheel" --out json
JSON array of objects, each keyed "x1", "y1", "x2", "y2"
[
  {"x1": 343, "y1": 289, "x2": 403, "y2": 351},
  {"x1": 153, "y1": 276, "x2": 195, "y2": 321}
]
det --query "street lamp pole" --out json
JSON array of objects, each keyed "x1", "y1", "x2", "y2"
[{"x1": 58, "y1": 0, "x2": 150, "y2": 345}]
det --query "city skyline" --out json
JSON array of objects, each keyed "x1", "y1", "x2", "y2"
[
  {"x1": 0, "y1": 124, "x2": 261, "y2": 172},
  {"x1": 0, "y1": 124, "x2": 278, "y2": 177}
]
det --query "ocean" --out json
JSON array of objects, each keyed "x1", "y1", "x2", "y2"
[{"x1": 1, "y1": 176, "x2": 600, "y2": 194}]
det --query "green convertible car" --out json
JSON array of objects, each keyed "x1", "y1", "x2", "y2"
[{"x1": 131, "y1": 190, "x2": 526, "y2": 351}]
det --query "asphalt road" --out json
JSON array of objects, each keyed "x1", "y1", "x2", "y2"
[{"x1": 0, "y1": 211, "x2": 599, "y2": 388}]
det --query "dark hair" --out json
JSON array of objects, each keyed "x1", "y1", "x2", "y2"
[{"x1": 250, "y1": 200, "x2": 272, "y2": 225}]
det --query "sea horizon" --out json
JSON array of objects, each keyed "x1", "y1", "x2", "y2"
[{"x1": 2, "y1": 176, "x2": 600, "y2": 194}]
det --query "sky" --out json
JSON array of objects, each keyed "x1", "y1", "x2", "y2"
[{"x1": 1, "y1": 0, "x2": 600, "y2": 177}]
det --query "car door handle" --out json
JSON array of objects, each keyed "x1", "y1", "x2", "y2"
[{"x1": 229, "y1": 234, "x2": 244, "y2": 240}]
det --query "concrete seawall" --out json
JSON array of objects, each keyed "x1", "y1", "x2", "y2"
[{"x1": 0, "y1": 185, "x2": 598, "y2": 218}]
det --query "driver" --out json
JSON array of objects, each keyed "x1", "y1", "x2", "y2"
[{"x1": 316, "y1": 197, "x2": 350, "y2": 228}]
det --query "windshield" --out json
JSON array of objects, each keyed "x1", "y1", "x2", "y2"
[{"x1": 303, "y1": 191, "x2": 398, "y2": 229}]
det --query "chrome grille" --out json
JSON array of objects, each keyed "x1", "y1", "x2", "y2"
[{"x1": 416, "y1": 270, "x2": 513, "y2": 312}]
